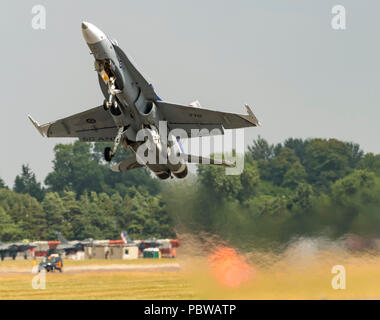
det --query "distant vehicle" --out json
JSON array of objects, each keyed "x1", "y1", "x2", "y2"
[
  {"x1": 138, "y1": 238, "x2": 161, "y2": 253},
  {"x1": 38, "y1": 254, "x2": 63, "y2": 273},
  {"x1": 0, "y1": 241, "x2": 36, "y2": 261}
]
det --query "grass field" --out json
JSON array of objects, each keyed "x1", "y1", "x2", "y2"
[
  {"x1": 0, "y1": 271, "x2": 194, "y2": 300},
  {"x1": 1, "y1": 251, "x2": 380, "y2": 299}
]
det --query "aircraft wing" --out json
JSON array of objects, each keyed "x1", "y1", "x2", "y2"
[
  {"x1": 28, "y1": 106, "x2": 119, "y2": 142},
  {"x1": 155, "y1": 101, "x2": 260, "y2": 137}
]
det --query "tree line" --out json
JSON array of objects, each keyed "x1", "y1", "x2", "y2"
[
  {"x1": 164, "y1": 137, "x2": 380, "y2": 249},
  {"x1": 0, "y1": 142, "x2": 171, "y2": 241},
  {"x1": 0, "y1": 137, "x2": 379, "y2": 248}
]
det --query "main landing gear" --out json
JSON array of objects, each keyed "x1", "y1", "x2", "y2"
[
  {"x1": 104, "y1": 126, "x2": 127, "y2": 162},
  {"x1": 103, "y1": 99, "x2": 122, "y2": 116}
]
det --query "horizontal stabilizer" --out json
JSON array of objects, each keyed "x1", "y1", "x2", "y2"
[
  {"x1": 111, "y1": 156, "x2": 144, "y2": 172},
  {"x1": 181, "y1": 154, "x2": 236, "y2": 167}
]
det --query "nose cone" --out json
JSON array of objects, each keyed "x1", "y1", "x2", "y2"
[
  {"x1": 81, "y1": 21, "x2": 106, "y2": 44},
  {"x1": 81, "y1": 22, "x2": 88, "y2": 30}
]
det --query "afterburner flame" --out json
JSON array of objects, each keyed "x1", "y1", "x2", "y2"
[{"x1": 208, "y1": 246, "x2": 253, "y2": 288}]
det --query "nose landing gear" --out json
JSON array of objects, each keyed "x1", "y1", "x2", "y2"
[{"x1": 103, "y1": 77, "x2": 122, "y2": 111}]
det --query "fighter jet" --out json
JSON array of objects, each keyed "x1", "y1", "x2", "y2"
[
  {"x1": 0, "y1": 242, "x2": 16, "y2": 261},
  {"x1": 0, "y1": 241, "x2": 36, "y2": 261},
  {"x1": 52, "y1": 232, "x2": 92, "y2": 255},
  {"x1": 29, "y1": 22, "x2": 260, "y2": 179}
]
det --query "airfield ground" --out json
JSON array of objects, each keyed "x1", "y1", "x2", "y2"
[{"x1": 1, "y1": 252, "x2": 380, "y2": 299}]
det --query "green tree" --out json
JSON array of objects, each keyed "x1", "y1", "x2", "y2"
[
  {"x1": 238, "y1": 156, "x2": 260, "y2": 200},
  {"x1": 197, "y1": 164, "x2": 243, "y2": 201},
  {"x1": 282, "y1": 161, "x2": 307, "y2": 190},
  {"x1": 0, "y1": 207, "x2": 22, "y2": 241},
  {"x1": 42, "y1": 192, "x2": 71, "y2": 239},
  {"x1": 358, "y1": 153, "x2": 380, "y2": 176},
  {"x1": 13, "y1": 165, "x2": 45, "y2": 201},
  {"x1": 61, "y1": 191, "x2": 82, "y2": 239},
  {"x1": 303, "y1": 139, "x2": 352, "y2": 191},
  {"x1": 77, "y1": 192, "x2": 119, "y2": 239},
  {"x1": 0, "y1": 178, "x2": 7, "y2": 189},
  {"x1": 287, "y1": 183, "x2": 314, "y2": 213},
  {"x1": 283, "y1": 138, "x2": 310, "y2": 164},
  {"x1": 328, "y1": 170, "x2": 379, "y2": 236},
  {"x1": 45, "y1": 141, "x2": 160, "y2": 198},
  {"x1": 345, "y1": 142, "x2": 364, "y2": 168},
  {"x1": 248, "y1": 136, "x2": 275, "y2": 161},
  {"x1": 260, "y1": 148, "x2": 306, "y2": 189},
  {"x1": 247, "y1": 195, "x2": 287, "y2": 217},
  {"x1": 110, "y1": 192, "x2": 124, "y2": 228},
  {"x1": 331, "y1": 170, "x2": 376, "y2": 209},
  {"x1": 45, "y1": 142, "x2": 105, "y2": 196},
  {"x1": 120, "y1": 187, "x2": 173, "y2": 239},
  {"x1": 0, "y1": 189, "x2": 46, "y2": 240}
]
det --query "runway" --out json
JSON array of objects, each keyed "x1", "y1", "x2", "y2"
[{"x1": 0, "y1": 263, "x2": 181, "y2": 274}]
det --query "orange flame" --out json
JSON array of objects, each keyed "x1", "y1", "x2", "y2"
[{"x1": 208, "y1": 246, "x2": 253, "y2": 288}]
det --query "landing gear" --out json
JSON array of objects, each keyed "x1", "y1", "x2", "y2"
[
  {"x1": 103, "y1": 95, "x2": 117, "y2": 111},
  {"x1": 103, "y1": 99, "x2": 109, "y2": 111},
  {"x1": 110, "y1": 102, "x2": 122, "y2": 116},
  {"x1": 104, "y1": 147, "x2": 113, "y2": 162},
  {"x1": 103, "y1": 76, "x2": 122, "y2": 111},
  {"x1": 104, "y1": 126, "x2": 126, "y2": 162},
  {"x1": 103, "y1": 98, "x2": 122, "y2": 116}
]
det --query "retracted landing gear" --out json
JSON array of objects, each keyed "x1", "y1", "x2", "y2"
[{"x1": 104, "y1": 126, "x2": 126, "y2": 162}]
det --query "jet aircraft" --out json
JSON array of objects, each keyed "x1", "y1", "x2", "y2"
[
  {"x1": 53, "y1": 232, "x2": 93, "y2": 255},
  {"x1": 29, "y1": 22, "x2": 260, "y2": 179},
  {"x1": 0, "y1": 241, "x2": 36, "y2": 261}
]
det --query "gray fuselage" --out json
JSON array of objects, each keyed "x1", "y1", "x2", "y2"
[{"x1": 87, "y1": 36, "x2": 187, "y2": 179}]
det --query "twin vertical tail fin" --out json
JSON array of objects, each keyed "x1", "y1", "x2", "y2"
[{"x1": 54, "y1": 231, "x2": 68, "y2": 244}]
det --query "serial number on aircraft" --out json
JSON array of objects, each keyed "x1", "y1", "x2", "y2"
[{"x1": 189, "y1": 113, "x2": 202, "y2": 118}]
